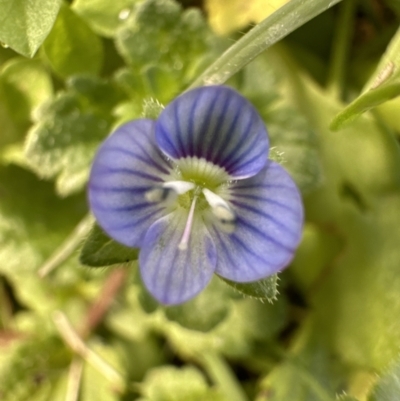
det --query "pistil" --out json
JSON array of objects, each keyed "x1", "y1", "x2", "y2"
[{"x1": 178, "y1": 194, "x2": 198, "y2": 250}]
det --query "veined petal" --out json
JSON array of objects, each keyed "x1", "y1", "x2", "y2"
[
  {"x1": 89, "y1": 120, "x2": 172, "y2": 248},
  {"x1": 139, "y1": 212, "x2": 217, "y2": 304},
  {"x1": 210, "y1": 161, "x2": 303, "y2": 282},
  {"x1": 155, "y1": 86, "x2": 269, "y2": 179}
]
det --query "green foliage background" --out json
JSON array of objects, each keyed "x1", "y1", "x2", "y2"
[{"x1": 1, "y1": 0, "x2": 400, "y2": 400}]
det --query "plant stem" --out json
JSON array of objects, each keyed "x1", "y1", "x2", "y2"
[
  {"x1": 200, "y1": 351, "x2": 248, "y2": 401},
  {"x1": 53, "y1": 311, "x2": 126, "y2": 393},
  {"x1": 327, "y1": 0, "x2": 356, "y2": 100},
  {"x1": 189, "y1": 0, "x2": 344, "y2": 89},
  {"x1": 38, "y1": 214, "x2": 94, "y2": 277}
]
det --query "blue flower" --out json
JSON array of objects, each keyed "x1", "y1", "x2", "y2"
[{"x1": 88, "y1": 86, "x2": 303, "y2": 304}]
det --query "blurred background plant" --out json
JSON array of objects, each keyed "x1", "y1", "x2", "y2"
[{"x1": 1, "y1": 0, "x2": 400, "y2": 400}]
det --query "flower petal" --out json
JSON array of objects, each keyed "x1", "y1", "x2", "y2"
[
  {"x1": 88, "y1": 120, "x2": 172, "y2": 248},
  {"x1": 139, "y1": 212, "x2": 217, "y2": 304},
  {"x1": 210, "y1": 161, "x2": 303, "y2": 282},
  {"x1": 155, "y1": 86, "x2": 269, "y2": 179}
]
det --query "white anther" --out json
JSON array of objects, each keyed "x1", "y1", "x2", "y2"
[
  {"x1": 202, "y1": 188, "x2": 236, "y2": 233},
  {"x1": 145, "y1": 181, "x2": 194, "y2": 205},
  {"x1": 163, "y1": 180, "x2": 195, "y2": 194},
  {"x1": 178, "y1": 195, "x2": 198, "y2": 250}
]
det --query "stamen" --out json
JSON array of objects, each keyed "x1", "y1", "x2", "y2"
[
  {"x1": 178, "y1": 195, "x2": 198, "y2": 251},
  {"x1": 163, "y1": 180, "x2": 195, "y2": 194},
  {"x1": 202, "y1": 188, "x2": 236, "y2": 233},
  {"x1": 145, "y1": 181, "x2": 194, "y2": 205}
]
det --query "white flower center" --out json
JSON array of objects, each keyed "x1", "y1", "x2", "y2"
[{"x1": 145, "y1": 157, "x2": 236, "y2": 249}]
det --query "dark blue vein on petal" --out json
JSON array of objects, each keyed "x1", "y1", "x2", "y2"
[
  {"x1": 125, "y1": 135, "x2": 171, "y2": 174},
  {"x1": 230, "y1": 193, "x2": 300, "y2": 215},
  {"x1": 89, "y1": 184, "x2": 149, "y2": 193},
  {"x1": 213, "y1": 228, "x2": 259, "y2": 275},
  {"x1": 205, "y1": 93, "x2": 231, "y2": 161},
  {"x1": 231, "y1": 200, "x2": 299, "y2": 238},
  {"x1": 237, "y1": 218, "x2": 294, "y2": 252},
  {"x1": 95, "y1": 166, "x2": 163, "y2": 182},
  {"x1": 89, "y1": 201, "x2": 151, "y2": 213},
  {"x1": 105, "y1": 208, "x2": 161, "y2": 231},
  {"x1": 174, "y1": 102, "x2": 186, "y2": 157}
]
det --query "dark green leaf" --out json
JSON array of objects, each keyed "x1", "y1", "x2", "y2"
[
  {"x1": 43, "y1": 3, "x2": 103, "y2": 78},
  {"x1": 222, "y1": 274, "x2": 279, "y2": 302},
  {"x1": 0, "y1": 0, "x2": 62, "y2": 57},
  {"x1": 80, "y1": 223, "x2": 139, "y2": 267}
]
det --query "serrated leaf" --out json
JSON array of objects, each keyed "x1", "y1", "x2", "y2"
[
  {"x1": 0, "y1": 0, "x2": 62, "y2": 57},
  {"x1": 222, "y1": 274, "x2": 279, "y2": 302},
  {"x1": 73, "y1": 0, "x2": 139, "y2": 37},
  {"x1": 24, "y1": 76, "x2": 117, "y2": 196},
  {"x1": 43, "y1": 4, "x2": 103, "y2": 78},
  {"x1": 80, "y1": 223, "x2": 138, "y2": 267},
  {"x1": 115, "y1": 0, "x2": 214, "y2": 86},
  {"x1": 367, "y1": 358, "x2": 400, "y2": 401},
  {"x1": 139, "y1": 366, "x2": 227, "y2": 401},
  {"x1": 331, "y1": 27, "x2": 400, "y2": 130},
  {"x1": 164, "y1": 277, "x2": 232, "y2": 332}
]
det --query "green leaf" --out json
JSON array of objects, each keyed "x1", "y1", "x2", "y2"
[
  {"x1": 115, "y1": 0, "x2": 214, "y2": 86},
  {"x1": 0, "y1": 58, "x2": 53, "y2": 124},
  {"x1": 139, "y1": 366, "x2": 227, "y2": 401},
  {"x1": 0, "y1": 165, "x2": 86, "y2": 277},
  {"x1": 24, "y1": 76, "x2": 117, "y2": 196},
  {"x1": 80, "y1": 223, "x2": 139, "y2": 267},
  {"x1": 238, "y1": 54, "x2": 323, "y2": 194},
  {"x1": 331, "y1": 27, "x2": 400, "y2": 130},
  {"x1": 80, "y1": 341, "x2": 123, "y2": 401},
  {"x1": 257, "y1": 325, "x2": 341, "y2": 401},
  {"x1": 266, "y1": 103, "x2": 323, "y2": 194},
  {"x1": 164, "y1": 277, "x2": 232, "y2": 332},
  {"x1": 0, "y1": 0, "x2": 62, "y2": 57},
  {"x1": 0, "y1": 333, "x2": 70, "y2": 400},
  {"x1": 367, "y1": 358, "x2": 400, "y2": 401},
  {"x1": 222, "y1": 274, "x2": 279, "y2": 302},
  {"x1": 43, "y1": 3, "x2": 103, "y2": 78},
  {"x1": 73, "y1": 0, "x2": 139, "y2": 37}
]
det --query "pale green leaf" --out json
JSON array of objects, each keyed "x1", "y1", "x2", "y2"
[
  {"x1": 73, "y1": 0, "x2": 140, "y2": 37},
  {"x1": 331, "y1": 27, "x2": 400, "y2": 130},
  {"x1": 368, "y1": 358, "x2": 400, "y2": 401},
  {"x1": 43, "y1": 3, "x2": 103, "y2": 78},
  {"x1": 164, "y1": 277, "x2": 232, "y2": 332},
  {"x1": 24, "y1": 76, "x2": 118, "y2": 196},
  {"x1": 0, "y1": 0, "x2": 62, "y2": 57},
  {"x1": 139, "y1": 366, "x2": 226, "y2": 401},
  {"x1": 0, "y1": 58, "x2": 53, "y2": 123},
  {"x1": 115, "y1": 0, "x2": 214, "y2": 85}
]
